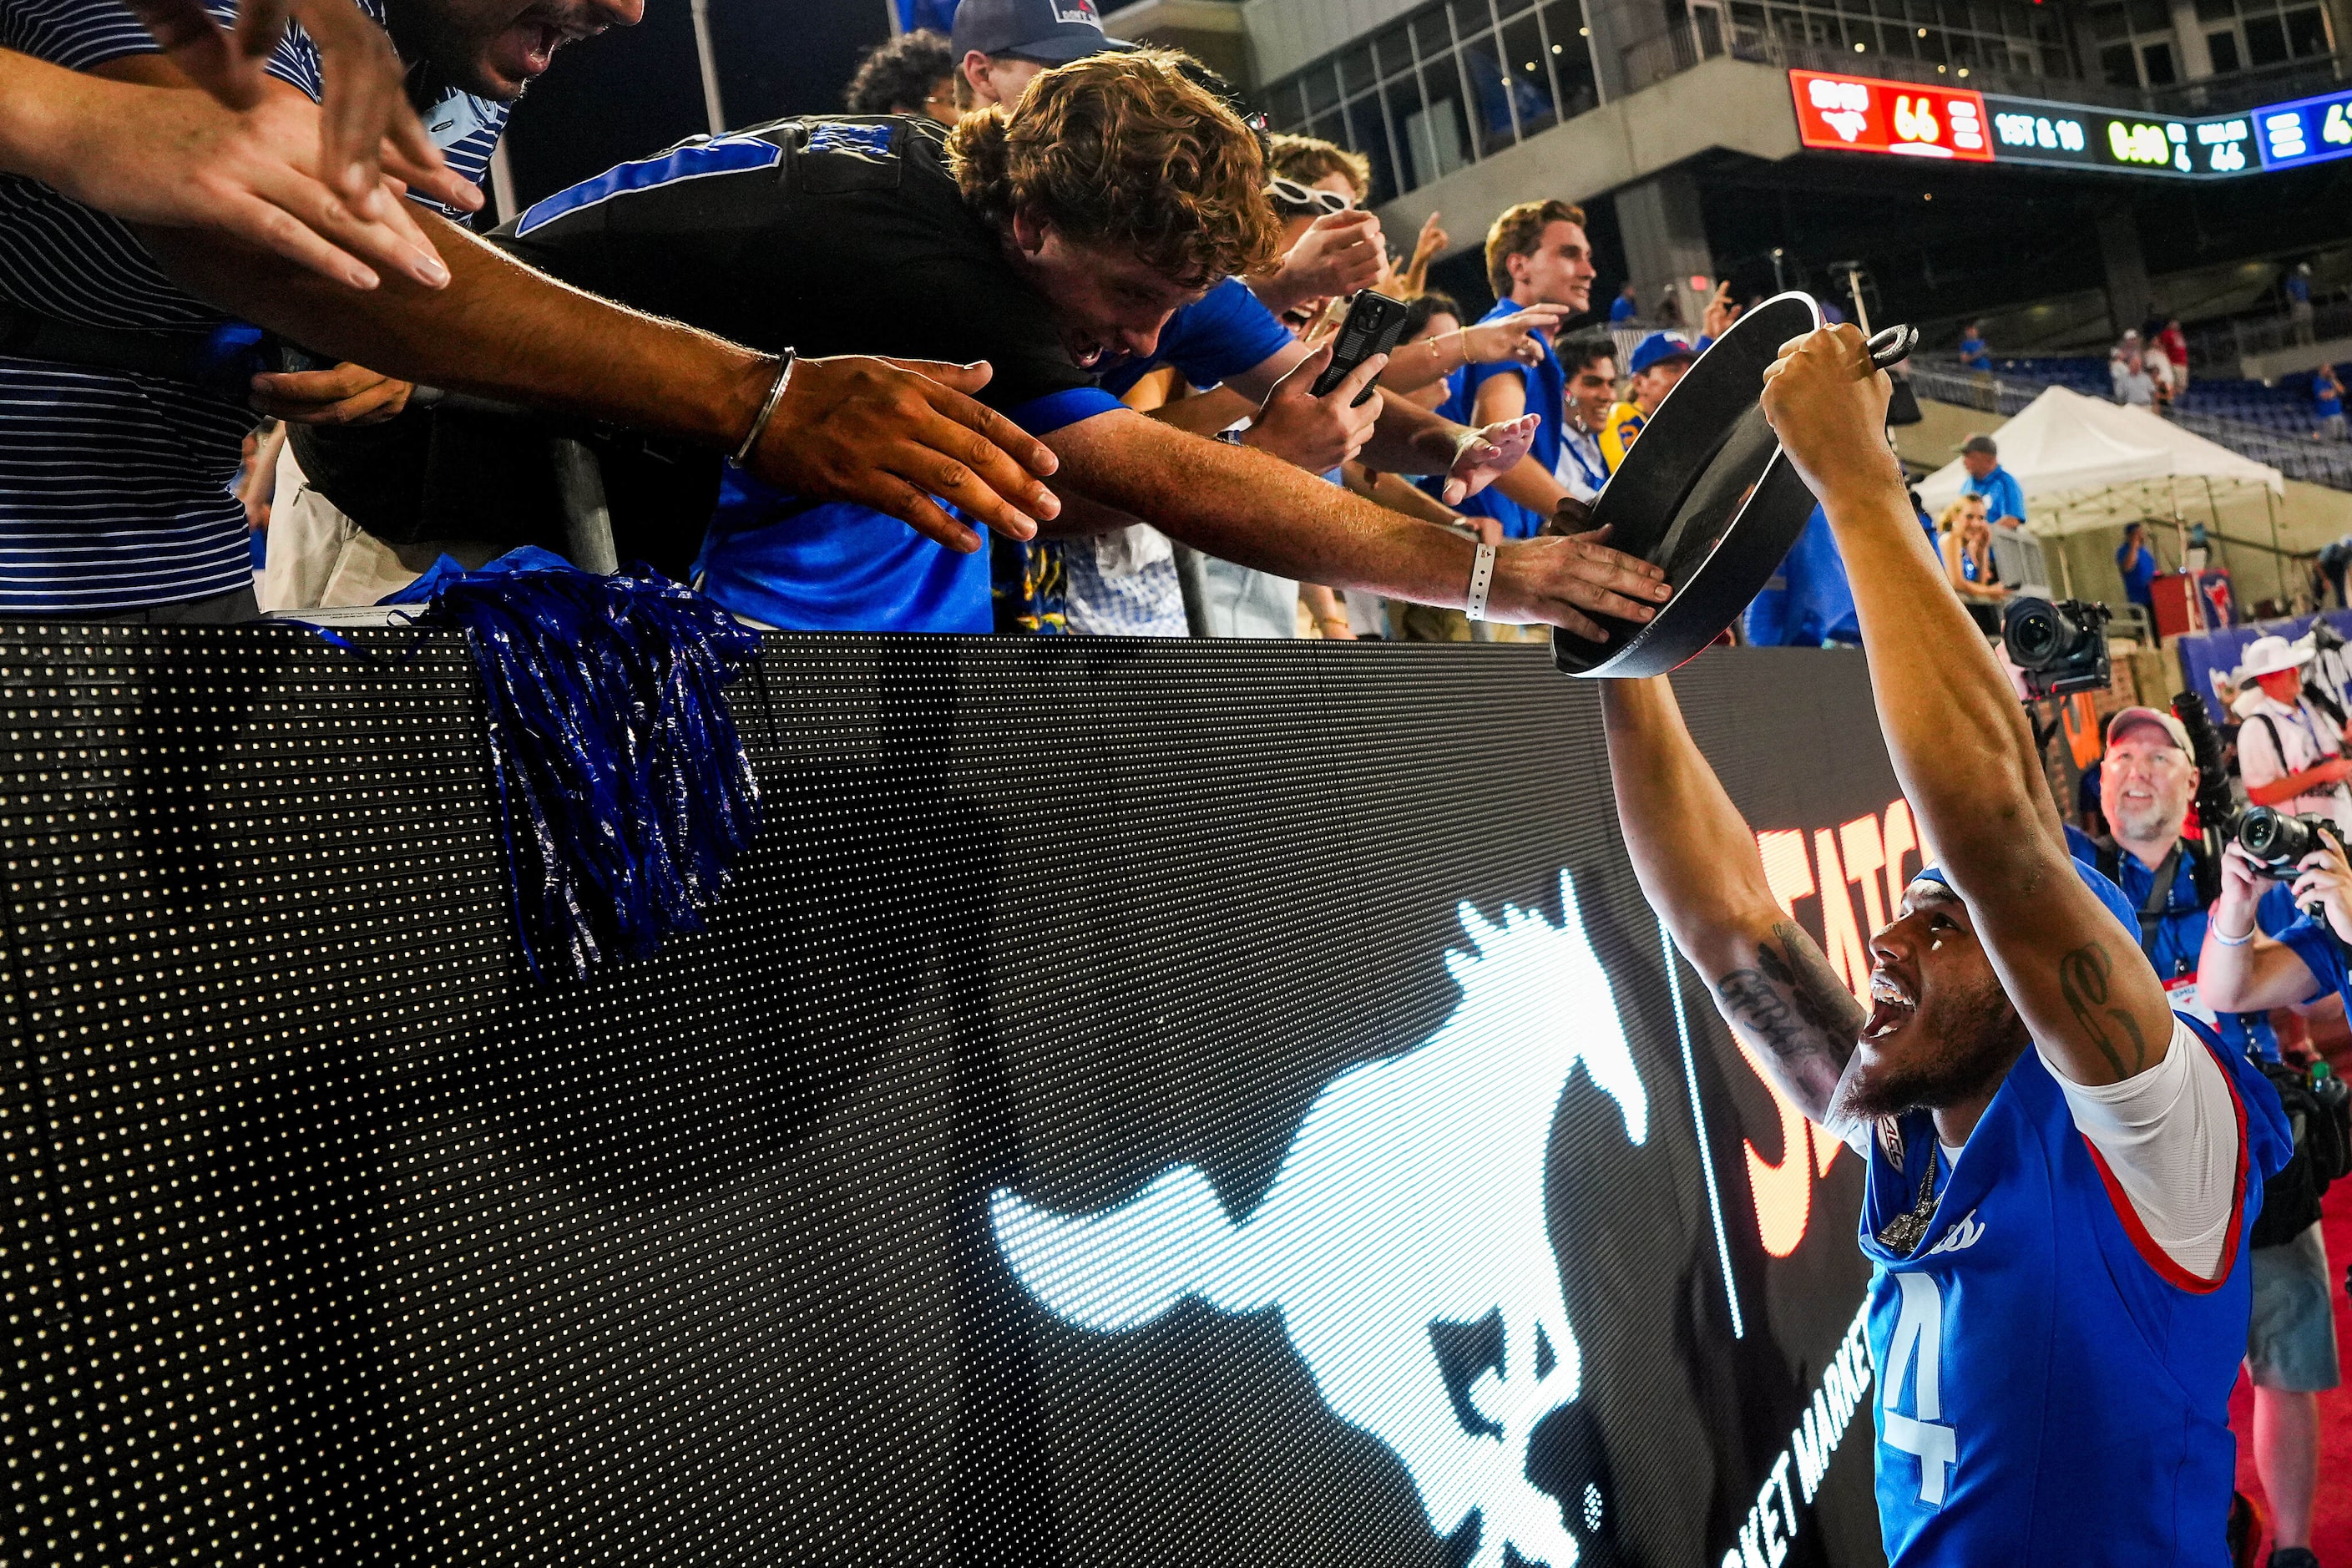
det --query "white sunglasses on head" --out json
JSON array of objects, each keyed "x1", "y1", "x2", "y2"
[{"x1": 1266, "y1": 175, "x2": 1353, "y2": 215}]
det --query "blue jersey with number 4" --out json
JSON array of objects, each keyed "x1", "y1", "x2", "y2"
[{"x1": 1859, "y1": 1019, "x2": 2289, "y2": 1565}]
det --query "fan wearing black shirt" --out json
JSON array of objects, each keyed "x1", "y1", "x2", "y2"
[{"x1": 481, "y1": 52, "x2": 1668, "y2": 635}]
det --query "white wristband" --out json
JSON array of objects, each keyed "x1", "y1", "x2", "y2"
[
  {"x1": 2212, "y1": 917, "x2": 2258, "y2": 947},
  {"x1": 1466, "y1": 542, "x2": 1497, "y2": 622}
]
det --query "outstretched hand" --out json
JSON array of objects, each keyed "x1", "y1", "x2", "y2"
[
  {"x1": 1486, "y1": 522, "x2": 1672, "y2": 641},
  {"x1": 1758, "y1": 325, "x2": 1900, "y2": 507},
  {"x1": 123, "y1": 0, "x2": 483, "y2": 216},
  {"x1": 746, "y1": 357, "x2": 1062, "y2": 554},
  {"x1": 1440, "y1": 414, "x2": 1539, "y2": 503}
]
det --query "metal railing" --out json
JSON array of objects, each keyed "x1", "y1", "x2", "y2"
[
  {"x1": 1908, "y1": 356, "x2": 2352, "y2": 491},
  {"x1": 2184, "y1": 300, "x2": 2352, "y2": 371}
]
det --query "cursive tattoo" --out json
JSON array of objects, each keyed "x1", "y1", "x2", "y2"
[
  {"x1": 1712, "y1": 922, "x2": 1865, "y2": 1120},
  {"x1": 2056, "y1": 939, "x2": 2152, "y2": 1078}
]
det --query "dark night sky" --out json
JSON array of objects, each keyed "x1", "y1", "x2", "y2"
[{"x1": 498, "y1": 0, "x2": 898, "y2": 214}]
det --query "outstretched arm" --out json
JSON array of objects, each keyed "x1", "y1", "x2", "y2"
[
  {"x1": 1602, "y1": 676, "x2": 1864, "y2": 1128},
  {"x1": 1762, "y1": 327, "x2": 2172, "y2": 1085},
  {"x1": 1041, "y1": 408, "x2": 1671, "y2": 641}
]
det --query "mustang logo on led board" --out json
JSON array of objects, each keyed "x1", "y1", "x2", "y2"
[{"x1": 991, "y1": 873, "x2": 1648, "y2": 1567}]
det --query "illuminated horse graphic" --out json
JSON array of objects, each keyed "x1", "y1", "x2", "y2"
[{"x1": 991, "y1": 873, "x2": 1649, "y2": 1567}]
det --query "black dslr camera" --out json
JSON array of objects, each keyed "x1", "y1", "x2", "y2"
[
  {"x1": 2003, "y1": 597, "x2": 2112, "y2": 700},
  {"x1": 2237, "y1": 806, "x2": 2340, "y2": 879}
]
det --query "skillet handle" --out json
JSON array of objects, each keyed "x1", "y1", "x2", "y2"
[{"x1": 1867, "y1": 324, "x2": 1920, "y2": 370}]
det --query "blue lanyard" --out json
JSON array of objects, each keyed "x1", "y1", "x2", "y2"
[{"x1": 1560, "y1": 426, "x2": 1608, "y2": 493}]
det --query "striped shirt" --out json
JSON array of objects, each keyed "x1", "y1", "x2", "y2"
[{"x1": 0, "y1": 0, "x2": 504, "y2": 613}]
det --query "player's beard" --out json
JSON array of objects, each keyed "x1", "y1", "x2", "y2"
[{"x1": 1836, "y1": 969, "x2": 2030, "y2": 1120}]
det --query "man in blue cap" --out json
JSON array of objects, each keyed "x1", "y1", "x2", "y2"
[
  {"x1": 1598, "y1": 323, "x2": 2291, "y2": 1565},
  {"x1": 952, "y1": 0, "x2": 1135, "y2": 110},
  {"x1": 1600, "y1": 330, "x2": 1697, "y2": 469}
]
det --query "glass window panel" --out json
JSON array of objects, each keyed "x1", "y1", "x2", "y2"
[
  {"x1": 1303, "y1": 63, "x2": 1342, "y2": 115},
  {"x1": 1397, "y1": 74, "x2": 1472, "y2": 185},
  {"x1": 1497, "y1": 0, "x2": 1540, "y2": 18},
  {"x1": 2099, "y1": 39, "x2": 2140, "y2": 80},
  {"x1": 2127, "y1": 0, "x2": 2170, "y2": 32},
  {"x1": 2041, "y1": 43, "x2": 2070, "y2": 72},
  {"x1": 1919, "y1": 28, "x2": 1950, "y2": 60},
  {"x1": 1337, "y1": 43, "x2": 1378, "y2": 96},
  {"x1": 1541, "y1": 0, "x2": 1601, "y2": 116},
  {"x1": 1310, "y1": 110, "x2": 1346, "y2": 148},
  {"x1": 2088, "y1": 0, "x2": 2129, "y2": 34},
  {"x1": 1344, "y1": 96, "x2": 1401, "y2": 204},
  {"x1": 1500, "y1": 14, "x2": 1559, "y2": 133},
  {"x1": 2245, "y1": 13, "x2": 2289, "y2": 61},
  {"x1": 2194, "y1": 0, "x2": 2234, "y2": 20},
  {"x1": 2287, "y1": 8, "x2": 2331, "y2": 54},
  {"x1": 1414, "y1": 9, "x2": 1458, "y2": 58},
  {"x1": 2206, "y1": 26, "x2": 2243, "y2": 66},
  {"x1": 1454, "y1": 33, "x2": 1521, "y2": 152},
  {"x1": 1452, "y1": 0, "x2": 1500, "y2": 42},
  {"x1": 1373, "y1": 23, "x2": 1417, "y2": 78},
  {"x1": 1264, "y1": 79, "x2": 1305, "y2": 132},
  {"x1": 2141, "y1": 38, "x2": 2177, "y2": 82}
]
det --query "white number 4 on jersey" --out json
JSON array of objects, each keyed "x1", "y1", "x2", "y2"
[{"x1": 1882, "y1": 1273, "x2": 1957, "y2": 1505}]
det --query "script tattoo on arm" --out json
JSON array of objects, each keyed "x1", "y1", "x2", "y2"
[
  {"x1": 2056, "y1": 938, "x2": 2154, "y2": 1079},
  {"x1": 1712, "y1": 921, "x2": 1866, "y2": 1123}
]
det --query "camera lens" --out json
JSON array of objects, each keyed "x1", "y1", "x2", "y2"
[
  {"x1": 2005, "y1": 601, "x2": 2062, "y2": 668},
  {"x1": 2240, "y1": 807, "x2": 2285, "y2": 859}
]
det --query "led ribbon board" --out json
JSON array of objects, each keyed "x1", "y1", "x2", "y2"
[
  {"x1": 2255, "y1": 85, "x2": 2352, "y2": 169},
  {"x1": 1790, "y1": 69, "x2": 2268, "y2": 178},
  {"x1": 1791, "y1": 69, "x2": 1993, "y2": 159}
]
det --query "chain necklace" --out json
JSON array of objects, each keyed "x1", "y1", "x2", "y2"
[{"x1": 1875, "y1": 1143, "x2": 1941, "y2": 1255}]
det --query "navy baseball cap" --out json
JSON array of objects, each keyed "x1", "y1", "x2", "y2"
[
  {"x1": 952, "y1": 0, "x2": 1138, "y2": 62},
  {"x1": 1628, "y1": 331, "x2": 1698, "y2": 376}
]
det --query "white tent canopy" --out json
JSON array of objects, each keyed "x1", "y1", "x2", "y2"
[{"x1": 1914, "y1": 385, "x2": 2284, "y2": 534}]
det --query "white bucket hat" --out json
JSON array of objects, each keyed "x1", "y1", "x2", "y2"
[{"x1": 2235, "y1": 633, "x2": 2315, "y2": 681}]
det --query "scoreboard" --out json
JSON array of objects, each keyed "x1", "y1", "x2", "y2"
[{"x1": 1791, "y1": 68, "x2": 2352, "y2": 180}]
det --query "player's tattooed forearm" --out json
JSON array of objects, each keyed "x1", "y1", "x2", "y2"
[
  {"x1": 2057, "y1": 939, "x2": 2152, "y2": 1077},
  {"x1": 1716, "y1": 923, "x2": 1864, "y2": 1073}
]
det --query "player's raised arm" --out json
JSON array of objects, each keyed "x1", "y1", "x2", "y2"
[
  {"x1": 1760, "y1": 326, "x2": 2172, "y2": 1086},
  {"x1": 1601, "y1": 672, "x2": 1863, "y2": 1130}
]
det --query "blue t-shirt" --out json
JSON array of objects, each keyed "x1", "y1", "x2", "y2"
[
  {"x1": 1609, "y1": 294, "x2": 1637, "y2": 322},
  {"x1": 697, "y1": 388, "x2": 1116, "y2": 634},
  {"x1": 1860, "y1": 1022, "x2": 2289, "y2": 1564},
  {"x1": 2288, "y1": 273, "x2": 2312, "y2": 305},
  {"x1": 2316, "y1": 377, "x2": 2343, "y2": 419},
  {"x1": 1454, "y1": 300, "x2": 1564, "y2": 540},
  {"x1": 2271, "y1": 909, "x2": 2352, "y2": 1009},
  {"x1": 1097, "y1": 278, "x2": 1293, "y2": 400},
  {"x1": 2061, "y1": 825, "x2": 2303, "y2": 1058},
  {"x1": 1744, "y1": 504, "x2": 1858, "y2": 646},
  {"x1": 2115, "y1": 536, "x2": 2158, "y2": 606},
  {"x1": 1958, "y1": 334, "x2": 1991, "y2": 371},
  {"x1": 1960, "y1": 465, "x2": 2026, "y2": 529},
  {"x1": 0, "y1": 0, "x2": 503, "y2": 613}
]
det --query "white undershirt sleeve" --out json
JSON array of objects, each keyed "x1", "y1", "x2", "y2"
[{"x1": 2036, "y1": 1019, "x2": 2242, "y2": 1281}]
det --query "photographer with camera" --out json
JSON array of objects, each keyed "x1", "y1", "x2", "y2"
[
  {"x1": 2064, "y1": 706, "x2": 2300, "y2": 1055},
  {"x1": 2234, "y1": 635, "x2": 2352, "y2": 837},
  {"x1": 2196, "y1": 819, "x2": 2352, "y2": 1568}
]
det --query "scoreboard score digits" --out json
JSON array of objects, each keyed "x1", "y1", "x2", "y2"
[{"x1": 1793, "y1": 69, "x2": 2329, "y2": 179}]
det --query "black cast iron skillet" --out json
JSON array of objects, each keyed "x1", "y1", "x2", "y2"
[{"x1": 1550, "y1": 294, "x2": 1917, "y2": 677}]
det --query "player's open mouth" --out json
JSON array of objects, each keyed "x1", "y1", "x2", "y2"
[{"x1": 1864, "y1": 967, "x2": 1916, "y2": 1039}]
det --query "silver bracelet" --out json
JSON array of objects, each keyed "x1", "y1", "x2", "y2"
[
  {"x1": 1465, "y1": 541, "x2": 1497, "y2": 622},
  {"x1": 731, "y1": 349, "x2": 797, "y2": 465},
  {"x1": 2212, "y1": 917, "x2": 2258, "y2": 946}
]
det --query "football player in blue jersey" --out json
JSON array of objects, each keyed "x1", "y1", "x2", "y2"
[{"x1": 1600, "y1": 323, "x2": 2292, "y2": 1564}]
